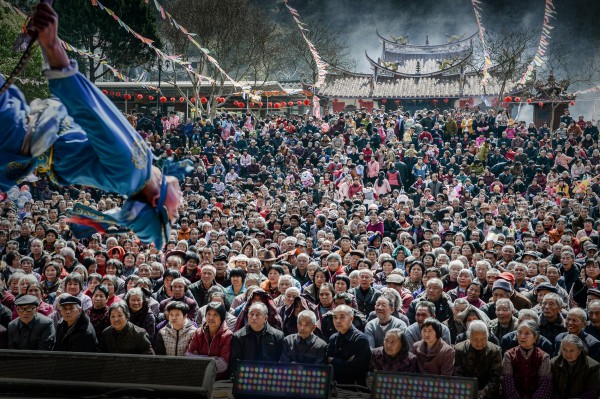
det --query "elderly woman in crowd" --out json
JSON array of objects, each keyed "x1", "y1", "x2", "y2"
[
  {"x1": 125, "y1": 287, "x2": 156, "y2": 342},
  {"x1": 454, "y1": 320, "x2": 503, "y2": 399},
  {"x1": 186, "y1": 302, "x2": 233, "y2": 380},
  {"x1": 411, "y1": 318, "x2": 455, "y2": 376},
  {"x1": 501, "y1": 320, "x2": 552, "y2": 399},
  {"x1": 550, "y1": 334, "x2": 600, "y2": 399},
  {"x1": 100, "y1": 302, "x2": 154, "y2": 355},
  {"x1": 369, "y1": 328, "x2": 417, "y2": 373}
]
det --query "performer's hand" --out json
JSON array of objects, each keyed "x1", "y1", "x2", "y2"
[
  {"x1": 31, "y1": 3, "x2": 59, "y2": 49},
  {"x1": 31, "y1": 2, "x2": 69, "y2": 69}
]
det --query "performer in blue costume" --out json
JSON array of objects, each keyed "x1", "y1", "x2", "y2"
[{"x1": 0, "y1": 3, "x2": 189, "y2": 248}]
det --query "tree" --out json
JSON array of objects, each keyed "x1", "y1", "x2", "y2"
[
  {"x1": 0, "y1": 1, "x2": 49, "y2": 100},
  {"x1": 276, "y1": 15, "x2": 356, "y2": 84},
  {"x1": 53, "y1": 0, "x2": 161, "y2": 82},
  {"x1": 467, "y1": 28, "x2": 536, "y2": 103},
  {"x1": 158, "y1": 0, "x2": 289, "y2": 117}
]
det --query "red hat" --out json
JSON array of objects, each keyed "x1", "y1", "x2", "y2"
[{"x1": 498, "y1": 272, "x2": 515, "y2": 285}]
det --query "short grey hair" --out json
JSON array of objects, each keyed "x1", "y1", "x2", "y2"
[
  {"x1": 453, "y1": 298, "x2": 469, "y2": 309},
  {"x1": 495, "y1": 298, "x2": 515, "y2": 312},
  {"x1": 542, "y1": 293, "x2": 564, "y2": 309},
  {"x1": 517, "y1": 309, "x2": 540, "y2": 325},
  {"x1": 568, "y1": 307, "x2": 587, "y2": 322},
  {"x1": 278, "y1": 275, "x2": 294, "y2": 289},
  {"x1": 560, "y1": 334, "x2": 588, "y2": 356},
  {"x1": 426, "y1": 278, "x2": 443, "y2": 289},
  {"x1": 517, "y1": 319, "x2": 540, "y2": 338},
  {"x1": 285, "y1": 287, "x2": 300, "y2": 297},
  {"x1": 332, "y1": 304, "x2": 354, "y2": 317},
  {"x1": 248, "y1": 302, "x2": 268, "y2": 315},
  {"x1": 467, "y1": 320, "x2": 489, "y2": 338},
  {"x1": 297, "y1": 309, "x2": 317, "y2": 325}
]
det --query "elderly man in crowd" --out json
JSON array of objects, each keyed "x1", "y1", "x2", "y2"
[
  {"x1": 8, "y1": 295, "x2": 55, "y2": 350},
  {"x1": 326, "y1": 305, "x2": 371, "y2": 386},
  {"x1": 280, "y1": 310, "x2": 327, "y2": 364},
  {"x1": 454, "y1": 320, "x2": 502, "y2": 399}
]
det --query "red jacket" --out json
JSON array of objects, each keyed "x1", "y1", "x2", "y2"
[{"x1": 186, "y1": 322, "x2": 233, "y2": 380}]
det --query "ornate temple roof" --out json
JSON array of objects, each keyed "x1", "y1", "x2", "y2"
[
  {"x1": 318, "y1": 31, "x2": 512, "y2": 100},
  {"x1": 369, "y1": 32, "x2": 477, "y2": 77},
  {"x1": 318, "y1": 72, "x2": 507, "y2": 99}
]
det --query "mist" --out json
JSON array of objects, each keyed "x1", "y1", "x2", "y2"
[{"x1": 264, "y1": 0, "x2": 599, "y2": 90}]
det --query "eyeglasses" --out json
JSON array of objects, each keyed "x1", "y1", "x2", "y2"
[{"x1": 16, "y1": 306, "x2": 37, "y2": 313}]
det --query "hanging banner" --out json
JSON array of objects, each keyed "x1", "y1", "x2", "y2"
[
  {"x1": 471, "y1": 0, "x2": 492, "y2": 86},
  {"x1": 283, "y1": 0, "x2": 328, "y2": 88},
  {"x1": 143, "y1": 0, "x2": 243, "y2": 88},
  {"x1": 92, "y1": 0, "x2": 223, "y2": 87},
  {"x1": 519, "y1": 0, "x2": 557, "y2": 84}
]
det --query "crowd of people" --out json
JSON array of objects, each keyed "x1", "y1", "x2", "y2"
[{"x1": 2, "y1": 100, "x2": 600, "y2": 399}]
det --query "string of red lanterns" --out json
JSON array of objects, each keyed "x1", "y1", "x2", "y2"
[{"x1": 98, "y1": 91, "x2": 314, "y2": 109}]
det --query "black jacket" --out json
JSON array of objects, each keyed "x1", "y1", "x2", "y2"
[
  {"x1": 348, "y1": 287, "x2": 382, "y2": 315},
  {"x1": 326, "y1": 325, "x2": 371, "y2": 385},
  {"x1": 54, "y1": 313, "x2": 97, "y2": 352},
  {"x1": 100, "y1": 322, "x2": 154, "y2": 355},
  {"x1": 230, "y1": 323, "x2": 284, "y2": 365}
]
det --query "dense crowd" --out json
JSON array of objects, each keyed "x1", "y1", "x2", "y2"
[{"x1": 2, "y1": 102, "x2": 600, "y2": 399}]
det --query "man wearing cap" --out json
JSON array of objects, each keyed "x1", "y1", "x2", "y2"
[
  {"x1": 585, "y1": 299, "x2": 600, "y2": 340},
  {"x1": 213, "y1": 254, "x2": 230, "y2": 287},
  {"x1": 8, "y1": 295, "x2": 55, "y2": 350},
  {"x1": 482, "y1": 278, "x2": 531, "y2": 320},
  {"x1": 53, "y1": 295, "x2": 97, "y2": 352}
]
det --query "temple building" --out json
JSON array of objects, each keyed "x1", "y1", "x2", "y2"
[{"x1": 319, "y1": 32, "x2": 511, "y2": 113}]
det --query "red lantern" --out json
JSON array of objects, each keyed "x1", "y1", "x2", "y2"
[
  {"x1": 237, "y1": 102, "x2": 244, "y2": 108},
  {"x1": 233, "y1": 101, "x2": 239, "y2": 106},
  {"x1": 274, "y1": 103, "x2": 281, "y2": 109},
  {"x1": 527, "y1": 98, "x2": 532, "y2": 104},
  {"x1": 250, "y1": 102, "x2": 255, "y2": 107},
  {"x1": 304, "y1": 99, "x2": 310, "y2": 106},
  {"x1": 432, "y1": 99, "x2": 439, "y2": 104},
  {"x1": 159, "y1": 96, "x2": 167, "y2": 103},
  {"x1": 514, "y1": 97, "x2": 521, "y2": 102},
  {"x1": 102, "y1": 89, "x2": 108, "y2": 95},
  {"x1": 136, "y1": 94, "x2": 143, "y2": 100},
  {"x1": 219, "y1": 97, "x2": 225, "y2": 103},
  {"x1": 124, "y1": 94, "x2": 132, "y2": 101},
  {"x1": 381, "y1": 99, "x2": 387, "y2": 104},
  {"x1": 443, "y1": 98, "x2": 449, "y2": 103},
  {"x1": 538, "y1": 102, "x2": 544, "y2": 107},
  {"x1": 170, "y1": 97, "x2": 175, "y2": 102},
  {"x1": 570, "y1": 101, "x2": 575, "y2": 106},
  {"x1": 297, "y1": 101, "x2": 302, "y2": 106},
  {"x1": 115, "y1": 92, "x2": 121, "y2": 97},
  {"x1": 504, "y1": 96, "x2": 512, "y2": 103},
  {"x1": 109, "y1": 91, "x2": 114, "y2": 96},
  {"x1": 281, "y1": 102, "x2": 287, "y2": 107},
  {"x1": 268, "y1": 102, "x2": 273, "y2": 107},
  {"x1": 148, "y1": 96, "x2": 154, "y2": 101},
  {"x1": 259, "y1": 102, "x2": 263, "y2": 107},
  {"x1": 395, "y1": 100, "x2": 401, "y2": 104},
  {"x1": 190, "y1": 97, "x2": 196, "y2": 103},
  {"x1": 200, "y1": 97, "x2": 208, "y2": 104},
  {"x1": 288, "y1": 101, "x2": 293, "y2": 107},
  {"x1": 179, "y1": 97, "x2": 185, "y2": 103}
]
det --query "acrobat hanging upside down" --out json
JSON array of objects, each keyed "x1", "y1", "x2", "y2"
[{"x1": 0, "y1": 3, "x2": 191, "y2": 249}]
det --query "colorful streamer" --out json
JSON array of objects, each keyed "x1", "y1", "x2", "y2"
[
  {"x1": 283, "y1": 0, "x2": 328, "y2": 88},
  {"x1": 471, "y1": 0, "x2": 492, "y2": 86},
  {"x1": 91, "y1": 0, "x2": 221, "y2": 87},
  {"x1": 60, "y1": 40, "x2": 159, "y2": 91},
  {"x1": 143, "y1": 0, "x2": 242, "y2": 88},
  {"x1": 519, "y1": 0, "x2": 557, "y2": 84}
]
